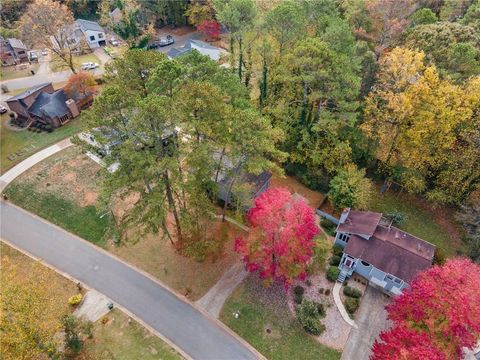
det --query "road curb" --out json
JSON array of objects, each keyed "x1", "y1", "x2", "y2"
[
  {"x1": 0, "y1": 237, "x2": 191, "y2": 360},
  {"x1": 1, "y1": 201, "x2": 266, "y2": 360}
]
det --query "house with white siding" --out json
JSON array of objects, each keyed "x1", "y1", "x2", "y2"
[{"x1": 334, "y1": 208, "x2": 435, "y2": 296}]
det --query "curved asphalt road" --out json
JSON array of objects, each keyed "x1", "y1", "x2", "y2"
[{"x1": 0, "y1": 201, "x2": 259, "y2": 360}]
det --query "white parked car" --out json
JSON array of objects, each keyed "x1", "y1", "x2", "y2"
[
  {"x1": 41, "y1": 49, "x2": 48, "y2": 56},
  {"x1": 81, "y1": 62, "x2": 99, "y2": 70},
  {"x1": 0, "y1": 105, "x2": 8, "y2": 114},
  {"x1": 109, "y1": 37, "x2": 119, "y2": 46}
]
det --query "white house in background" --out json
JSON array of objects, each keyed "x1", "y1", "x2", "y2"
[
  {"x1": 167, "y1": 40, "x2": 224, "y2": 62},
  {"x1": 56, "y1": 19, "x2": 106, "y2": 53}
]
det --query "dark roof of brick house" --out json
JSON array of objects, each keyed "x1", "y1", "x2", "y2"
[
  {"x1": 7, "y1": 83, "x2": 52, "y2": 101},
  {"x1": 28, "y1": 90, "x2": 69, "y2": 119},
  {"x1": 337, "y1": 209, "x2": 382, "y2": 236},
  {"x1": 343, "y1": 215, "x2": 435, "y2": 283}
]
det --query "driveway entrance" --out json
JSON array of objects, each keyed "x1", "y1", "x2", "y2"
[{"x1": 341, "y1": 286, "x2": 391, "y2": 360}]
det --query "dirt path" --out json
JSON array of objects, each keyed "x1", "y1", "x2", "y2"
[{"x1": 196, "y1": 261, "x2": 247, "y2": 318}]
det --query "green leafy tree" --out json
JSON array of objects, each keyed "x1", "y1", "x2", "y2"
[
  {"x1": 328, "y1": 165, "x2": 373, "y2": 210},
  {"x1": 264, "y1": 1, "x2": 306, "y2": 55},
  {"x1": 410, "y1": 8, "x2": 438, "y2": 26},
  {"x1": 404, "y1": 22, "x2": 480, "y2": 80},
  {"x1": 213, "y1": 0, "x2": 257, "y2": 79},
  {"x1": 461, "y1": 0, "x2": 480, "y2": 31}
]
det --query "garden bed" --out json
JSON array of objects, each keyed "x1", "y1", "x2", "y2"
[{"x1": 220, "y1": 275, "x2": 341, "y2": 360}]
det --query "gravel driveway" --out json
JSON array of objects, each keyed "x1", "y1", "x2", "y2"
[{"x1": 341, "y1": 286, "x2": 391, "y2": 360}]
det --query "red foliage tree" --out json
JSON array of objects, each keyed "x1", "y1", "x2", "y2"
[
  {"x1": 372, "y1": 258, "x2": 480, "y2": 360},
  {"x1": 197, "y1": 20, "x2": 221, "y2": 41},
  {"x1": 64, "y1": 71, "x2": 96, "y2": 99},
  {"x1": 234, "y1": 187, "x2": 319, "y2": 287}
]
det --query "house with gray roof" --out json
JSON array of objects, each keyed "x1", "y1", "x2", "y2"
[
  {"x1": 167, "y1": 40, "x2": 224, "y2": 61},
  {"x1": 334, "y1": 208, "x2": 435, "y2": 296},
  {"x1": 6, "y1": 82, "x2": 83, "y2": 128},
  {"x1": 1, "y1": 37, "x2": 29, "y2": 66},
  {"x1": 60, "y1": 19, "x2": 106, "y2": 53}
]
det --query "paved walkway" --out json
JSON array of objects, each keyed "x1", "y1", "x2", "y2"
[
  {"x1": 196, "y1": 261, "x2": 248, "y2": 318},
  {"x1": 341, "y1": 286, "x2": 391, "y2": 360},
  {"x1": 73, "y1": 290, "x2": 112, "y2": 322},
  {"x1": 333, "y1": 282, "x2": 358, "y2": 329},
  {"x1": 0, "y1": 138, "x2": 73, "y2": 192},
  {"x1": 1, "y1": 202, "x2": 262, "y2": 360}
]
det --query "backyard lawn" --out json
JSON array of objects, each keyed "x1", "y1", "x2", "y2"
[
  {"x1": 220, "y1": 277, "x2": 341, "y2": 360},
  {"x1": 367, "y1": 188, "x2": 461, "y2": 255},
  {"x1": 50, "y1": 53, "x2": 100, "y2": 72},
  {"x1": 0, "y1": 63, "x2": 40, "y2": 81},
  {"x1": 0, "y1": 243, "x2": 182, "y2": 360},
  {"x1": 0, "y1": 114, "x2": 84, "y2": 173}
]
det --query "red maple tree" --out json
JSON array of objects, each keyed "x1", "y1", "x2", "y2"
[
  {"x1": 197, "y1": 20, "x2": 221, "y2": 41},
  {"x1": 235, "y1": 187, "x2": 319, "y2": 287},
  {"x1": 372, "y1": 258, "x2": 480, "y2": 360},
  {"x1": 64, "y1": 71, "x2": 96, "y2": 99}
]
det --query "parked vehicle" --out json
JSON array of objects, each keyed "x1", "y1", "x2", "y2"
[
  {"x1": 81, "y1": 62, "x2": 99, "y2": 70},
  {"x1": 158, "y1": 35, "x2": 174, "y2": 47},
  {"x1": 41, "y1": 49, "x2": 48, "y2": 56},
  {"x1": 0, "y1": 105, "x2": 8, "y2": 114},
  {"x1": 109, "y1": 37, "x2": 119, "y2": 46}
]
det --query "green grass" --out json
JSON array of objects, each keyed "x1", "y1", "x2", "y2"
[
  {"x1": 368, "y1": 190, "x2": 455, "y2": 255},
  {"x1": 1, "y1": 116, "x2": 83, "y2": 174},
  {"x1": 49, "y1": 53, "x2": 100, "y2": 72},
  {"x1": 86, "y1": 309, "x2": 182, "y2": 360},
  {"x1": 5, "y1": 182, "x2": 109, "y2": 247},
  {"x1": 220, "y1": 282, "x2": 340, "y2": 360},
  {"x1": 0, "y1": 63, "x2": 40, "y2": 80}
]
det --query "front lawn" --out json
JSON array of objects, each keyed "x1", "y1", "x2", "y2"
[
  {"x1": 49, "y1": 53, "x2": 100, "y2": 72},
  {"x1": 86, "y1": 309, "x2": 182, "y2": 360},
  {"x1": 1, "y1": 115, "x2": 84, "y2": 174},
  {"x1": 5, "y1": 146, "x2": 245, "y2": 300},
  {"x1": 0, "y1": 63, "x2": 40, "y2": 81},
  {"x1": 5, "y1": 182, "x2": 109, "y2": 247},
  {"x1": 220, "y1": 277, "x2": 341, "y2": 360},
  {"x1": 1, "y1": 243, "x2": 182, "y2": 360}
]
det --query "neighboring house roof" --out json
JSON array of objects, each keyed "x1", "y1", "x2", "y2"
[
  {"x1": 109, "y1": 7, "x2": 123, "y2": 23},
  {"x1": 340, "y1": 209, "x2": 436, "y2": 283},
  {"x1": 167, "y1": 40, "x2": 222, "y2": 61},
  {"x1": 7, "y1": 38, "x2": 27, "y2": 50},
  {"x1": 28, "y1": 90, "x2": 69, "y2": 119},
  {"x1": 75, "y1": 19, "x2": 104, "y2": 33},
  {"x1": 7, "y1": 83, "x2": 52, "y2": 101},
  {"x1": 337, "y1": 209, "x2": 382, "y2": 237}
]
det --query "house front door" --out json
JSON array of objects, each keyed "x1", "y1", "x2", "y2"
[{"x1": 343, "y1": 256, "x2": 355, "y2": 268}]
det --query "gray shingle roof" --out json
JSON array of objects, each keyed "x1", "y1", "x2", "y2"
[
  {"x1": 7, "y1": 38, "x2": 27, "y2": 50},
  {"x1": 7, "y1": 83, "x2": 52, "y2": 101},
  {"x1": 75, "y1": 19, "x2": 104, "y2": 33},
  {"x1": 28, "y1": 90, "x2": 69, "y2": 119},
  {"x1": 167, "y1": 40, "x2": 221, "y2": 59}
]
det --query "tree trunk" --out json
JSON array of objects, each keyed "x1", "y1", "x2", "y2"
[
  {"x1": 215, "y1": 147, "x2": 226, "y2": 183},
  {"x1": 299, "y1": 82, "x2": 308, "y2": 124},
  {"x1": 221, "y1": 164, "x2": 241, "y2": 222},
  {"x1": 163, "y1": 170, "x2": 182, "y2": 242},
  {"x1": 238, "y1": 36, "x2": 243, "y2": 81},
  {"x1": 259, "y1": 56, "x2": 268, "y2": 107}
]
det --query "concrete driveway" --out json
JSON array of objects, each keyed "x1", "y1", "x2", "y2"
[{"x1": 341, "y1": 286, "x2": 392, "y2": 360}]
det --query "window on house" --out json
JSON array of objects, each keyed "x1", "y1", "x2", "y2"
[
  {"x1": 90, "y1": 35, "x2": 95, "y2": 41},
  {"x1": 338, "y1": 233, "x2": 351, "y2": 243},
  {"x1": 98, "y1": 33, "x2": 104, "y2": 39},
  {"x1": 17, "y1": 51, "x2": 25, "y2": 54},
  {"x1": 361, "y1": 260, "x2": 371, "y2": 267},
  {"x1": 385, "y1": 274, "x2": 402, "y2": 284}
]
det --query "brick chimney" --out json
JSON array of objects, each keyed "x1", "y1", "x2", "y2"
[{"x1": 65, "y1": 98, "x2": 80, "y2": 118}]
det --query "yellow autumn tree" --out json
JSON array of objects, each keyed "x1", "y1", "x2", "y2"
[
  {"x1": 1, "y1": 256, "x2": 65, "y2": 359},
  {"x1": 363, "y1": 47, "x2": 479, "y2": 203}
]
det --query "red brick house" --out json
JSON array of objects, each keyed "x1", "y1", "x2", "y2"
[{"x1": 6, "y1": 82, "x2": 90, "y2": 128}]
